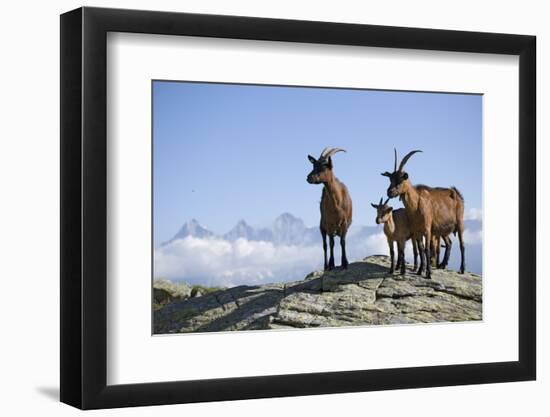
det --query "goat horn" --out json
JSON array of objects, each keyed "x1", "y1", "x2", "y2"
[
  {"x1": 384, "y1": 197, "x2": 390, "y2": 206},
  {"x1": 379, "y1": 197, "x2": 383, "y2": 206},
  {"x1": 320, "y1": 147, "x2": 331, "y2": 158},
  {"x1": 394, "y1": 148, "x2": 398, "y2": 173},
  {"x1": 398, "y1": 150, "x2": 422, "y2": 172},
  {"x1": 320, "y1": 147, "x2": 346, "y2": 159}
]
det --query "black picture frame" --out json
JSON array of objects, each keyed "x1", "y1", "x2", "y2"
[{"x1": 60, "y1": 6, "x2": 536, "y2": 410}]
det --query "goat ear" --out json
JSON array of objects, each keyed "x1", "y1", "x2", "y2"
[
  {"x1": 371, "y1": 203, "x2": 378, "y2": 209},
  {"x1": 327, "y1": 156, "x2": 333, "y2": 169},
  {"x1": 307, "y1": 155, "x2": 316, "y2": 164},
  {"x1": 402, "y1": 172, "x2": 409, "y2": 180},
  {"x1": 381, "y1": 171, "x2": 391, "y2": 177}
]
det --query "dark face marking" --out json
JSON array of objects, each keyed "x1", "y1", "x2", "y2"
[
  {"x1": 382, "y1": 171, "x2": 409, "y2": 198},
  {"x1": 307, "y1": 156, "x2": 332, "y2": 184},
  {"x1": 374, "y1": 205, "x2": 393, "y2": 224}
]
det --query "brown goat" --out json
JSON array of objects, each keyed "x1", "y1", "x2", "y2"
[
  {"x1": 399, "y1": 192, "x2": 450, "y2": 270},
  {"x1": 382, "y1": 149, "x2": 466, "y2": 278},
  {"x1": 371, "y1": 197, "x2": 419, "y2": 275},
  {"x1": 307, "y1": 147, "x2": 353, "y2": 270},
  {"x1": 416, "y1": 185, "x2": 462, "y2": 270}
]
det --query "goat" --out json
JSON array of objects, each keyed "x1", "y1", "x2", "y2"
[
  {"x1": 307, "y1": 147, "x2": 353, "y2": 270},
  {"x1": 416, "y1": 185, "x2": 461, "y2": 270},
  {"x1": 400, "y1": 187, "x2": 454, "y2": 270},
  {"x1": 371, "y1": 197, "x2": 418, "y2": 275},
  {"x1": 398, "y1": 192, "x2": 446, "y2": 271},
  {"x1": 382, "y1": 149, "x2": 465, "y2": 278}
]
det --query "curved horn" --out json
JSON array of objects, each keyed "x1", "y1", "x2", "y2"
[
  {"x1": 320, "y1": 147, "x2": 346, "y2": 159},
  {"x1": 398, "y1": 150, "x2": 422, "y2": 172},
  {"x1": 394, "y1": 148, "x2": 398, "y2": 173},
  {"x1": 379, "y1": 197, "x2": 383, "y2": 206}
]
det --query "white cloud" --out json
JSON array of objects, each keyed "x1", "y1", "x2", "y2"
[
  {"x1": 155, "y1": 236, "x2": 322, "y2": 287},
  {"x1": 463, "y1": 228, "x2": 483, "y2": 245},
  {"x1": 465, "y1": 207, "x2": 483, "y2": 221},
  {"x1": 155, "y1": 226, "x2": 483, "y2": 287},
  {"x1": 350, "y1": 232, "x2": 388, "y2": 258}
]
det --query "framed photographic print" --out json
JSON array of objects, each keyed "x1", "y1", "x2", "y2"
[{"x1": 60, "y1": 6, "x2": 536, "y2": 409}]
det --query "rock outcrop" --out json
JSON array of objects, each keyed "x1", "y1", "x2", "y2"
[
  {"x1": 153, "y1": 279, "x2": 193, "y2": 309},
  {"x1": 154, "y1": 255, "x2": 482, "y2": 334}
]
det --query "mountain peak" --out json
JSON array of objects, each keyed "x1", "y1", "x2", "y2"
[
  {"x1": 224, "y1": 219, "x2": 272, "y2": 242},
  {"x1": 276, "y1": 212, "x2": 298, "y2": 221},
  {"x1": 166, "y1": 219, "x2": 214, "y2": 243},
  {"x1": 273, "y1": 212, "x2": 307, "y2": 245}
]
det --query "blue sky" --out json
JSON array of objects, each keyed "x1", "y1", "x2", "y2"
[{"x1": 153, "y1": 81, "x2": 482, "y2": 246}]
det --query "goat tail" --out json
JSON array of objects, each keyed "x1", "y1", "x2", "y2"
[{"x1": 451, "y1": 186, "x2": 464, "y2": 201}]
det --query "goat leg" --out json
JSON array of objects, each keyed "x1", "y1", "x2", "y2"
[
  {"x1": 416, "y1": 237, "x2": 425, "y2": 275},
  {"x1": 439, "y1": 235, "x2": 452, "y2": 269},
  {"x1": 398, "y1": 242, "x2": 406, "y2": 275},
  {"x1": 395, "y1": 252, "x2": 402, "y2": 271},
  {"x1": 340, "y1": 235, "x2": 348, "y2": 269},
  {"x1": 328, "y1": 235, "x2": 335, "y2": 270},
  {"x1": 321, "y1": 229, "x2": 328, "y2": 271},
  {"x1": 425, "y1": 230, "x2": 432, "y2": 279},
  {"x1": 429, "y1": 236, "x2": 440, "y2": 268},
  {"x1": 457, "y1": 226, "x2": 466, "y2": 274},
  {"x1": 412, "y1": 238, "x2": 418, "y2": 272},
  {"x1": 388, "y1": 240, "x2": 395, "y2": 273}
]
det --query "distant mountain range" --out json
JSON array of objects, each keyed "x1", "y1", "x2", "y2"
[
  {"x1": 163, "y1": 213, "x2": 320, "y2": 246},
  {"x1": 163, "y1": 213, "x2": 482, "y2": 248}
]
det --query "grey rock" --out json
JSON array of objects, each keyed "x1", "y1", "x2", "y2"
[
  {"x1": 153, "y1": 279, "x2": 192, "y2": 301},
  {"x1": 153, "y1": 255, "x2": 482, "y2": 334},
  {"x1": 153, "y1": 288, "x2": 173, "y2": 306}
]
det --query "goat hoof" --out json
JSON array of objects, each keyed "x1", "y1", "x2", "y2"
[{"x1": 416, "y1": 269, "x2": 423, "y2": 276}]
